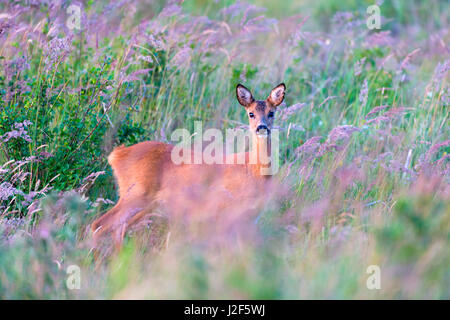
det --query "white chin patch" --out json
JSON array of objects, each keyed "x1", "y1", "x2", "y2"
[{"x1": 256, "y1": 129, "x2": 269, "y2": 137}]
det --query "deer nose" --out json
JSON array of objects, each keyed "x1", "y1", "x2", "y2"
[{"x1": 256, "y1": 124, "x2": 270, "y2": 135}]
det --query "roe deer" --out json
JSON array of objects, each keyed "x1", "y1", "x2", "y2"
[{"x1": 91, "y1": 83, "x2": 286, "y2": 248}]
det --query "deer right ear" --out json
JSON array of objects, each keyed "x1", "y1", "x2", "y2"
[
  {"x1": 236, "y1": 84, "x2": 254, "y2": 107},
  {"x1": 267, "y1": 83, "x2": 286, "y2": 107}
]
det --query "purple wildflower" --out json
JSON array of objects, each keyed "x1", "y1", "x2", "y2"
[
  {"x1": 44, "y1": 37, "x2": 72, "y2": 65},
  {"x1": 0, "y1": 182, "x2": 24, "y2": 201},
  {"x1": 365, "y1": 105, "x2": 389, "y2": 119},
  {"x1": 158, "y1": 4, "x2": 182, "y2": 19},
  {"x1": 354, "y1": 57, "x2": 366, "y2": 76},
  {"x1": 295, "y1": 136, "x2": 323, "y2": 155},
  {"x1": 2, "y1": 120, "x2": 33, "y2": 143},
  {"x1": 426, "y1": 140, "x2": 450, "y2": 162},
  {"x1": 278, "y1": 103, "x2": 306, "y2": 121},
  {"x1": 359, "y1": 79, "x2": 368, "y2": 108},
  {"x1": 327, "y1": 125, "x2": 360, "y2": 145}
]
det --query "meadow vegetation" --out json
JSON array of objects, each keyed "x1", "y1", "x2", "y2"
[{"x1": 0, "y1": 0, "x2": 448, "y2": 299}]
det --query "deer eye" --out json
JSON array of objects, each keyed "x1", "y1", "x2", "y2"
[
  {"x1": 249, "y1": 112, "x2": 255, "y2": 118},
  {"x1": 268, "y1": 111, "x2": 274, "y2": 118}
]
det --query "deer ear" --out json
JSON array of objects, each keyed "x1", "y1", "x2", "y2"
[
  {"x1": 268, "y1": 83, "x2": 286, "y2": 107},
  {"x1": 236, "y1": 84, "x2": 254, "y2": 107}
]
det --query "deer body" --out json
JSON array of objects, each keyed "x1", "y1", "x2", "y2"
[{"x1": 91, "y1": 83, "x2": 286, "y2": 247}]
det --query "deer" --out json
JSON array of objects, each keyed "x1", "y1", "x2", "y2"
[{"x1": 91, "y1": 83, "x2": 286, "y2": 249}]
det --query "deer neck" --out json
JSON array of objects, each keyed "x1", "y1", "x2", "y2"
[{"x1": 249, "y1": 133, "x2": 272, "y2": 177}]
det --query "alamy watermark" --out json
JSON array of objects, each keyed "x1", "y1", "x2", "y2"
[
  {"x1": 66, "y1": 264, "x2": 81, "y2": 290},
  {"x1": 366, "y1": 265, "x2": 381, "y2": 290},
  {"x1": 66, "y1": 5, "x2": 81, "y2": 31},
  {"x1": 170, "y1": 121, "x2": 280, "y2": 175},
  {"x1": 366, "y1": 5, "x2": 381, "y2": 30}
]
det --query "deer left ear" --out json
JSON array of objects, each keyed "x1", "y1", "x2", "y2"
[{"x1": 267, "y1": 83, "x2": 286, "y2": 107}]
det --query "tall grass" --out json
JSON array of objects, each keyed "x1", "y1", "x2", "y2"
[{"x1": 0, "y1": 0, "x2": 448, "y2": 299}]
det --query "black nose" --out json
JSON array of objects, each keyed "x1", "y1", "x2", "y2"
[{"x1": 256, "y1": 125, "x2": 270, "y2": 134}]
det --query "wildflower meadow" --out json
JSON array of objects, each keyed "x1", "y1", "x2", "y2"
[{"x1": 0, "y1": 0, "x2": 448, "y2": 299}]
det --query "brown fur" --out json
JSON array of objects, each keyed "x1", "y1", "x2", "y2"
[{"x1": 91, "y1": 84, "x2": 286, "y2": 249}]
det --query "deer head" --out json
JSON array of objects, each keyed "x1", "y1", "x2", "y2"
[{"x1": 236, "y1": 83, "x2": 286, "y2": 137}]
